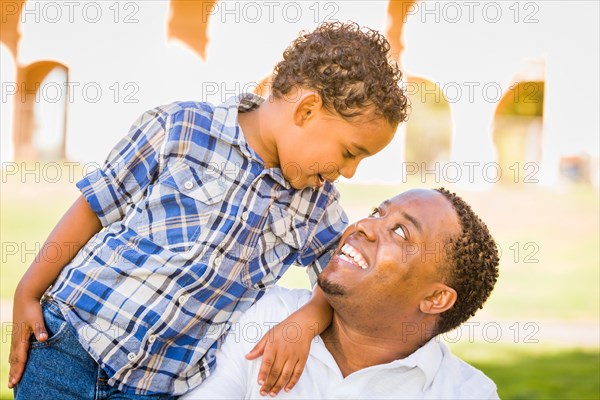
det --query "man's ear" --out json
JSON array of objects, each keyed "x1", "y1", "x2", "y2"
[
  {"x1": 419, "y1": 285, "x2": 457, "y2": 315},
  {"x1": 293, "y1": 91, "x2": 322, "y2": 126}
]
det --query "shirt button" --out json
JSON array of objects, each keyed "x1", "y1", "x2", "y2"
[
  {"x1": 148, "y1": 334, "x2": 157, "y2": 344},
  {"x1": 178, "y1": 295, "x2": 188, "y2": 305},
  {"x1": 184, "y1": 180, "x2": 194, "y2": 190},
  {"x1": 214, "y1": 257, "x2": 222, "y2": 266},
  {"x1": 241, "y1": 211, "x2": 249, "y2": 221},
  {"x1": 127, "y1": 352, "x2": 136, "y2": 361}
]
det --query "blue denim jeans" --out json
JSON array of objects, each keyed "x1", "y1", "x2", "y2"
[{"x1": 14, "y1": 299, "x2": 177, "y2": 400}]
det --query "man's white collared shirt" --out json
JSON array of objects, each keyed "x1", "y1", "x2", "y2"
[{"x1": 183, "y1": 286, "x2": 499, "y2": 399}]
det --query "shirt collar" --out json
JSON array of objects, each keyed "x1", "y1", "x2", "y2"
[
  {"x1": 210, "y1": 92, "x2": 264, "y2": 156},
  {"x1": 309, "y1": 336, "x2": 445, "y2": 391},
  {"x1": 389, "y1": 338, "x2": 445, "y2": 392},
  {"x1": 308, "y1": 336, "x2": 445, "y2": 388}
]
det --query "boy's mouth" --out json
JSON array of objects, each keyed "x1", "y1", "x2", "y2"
[{"x1": 316, "y1": 174, "x2": 326, "y2": 187}]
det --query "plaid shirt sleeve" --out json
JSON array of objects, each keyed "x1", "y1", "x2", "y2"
[
  {"x1": 76, "y1": 107, "x2": 167, "y2": 227},
  {"x1": 298, "y1": 190, "x2": 349, "y2": 287}
]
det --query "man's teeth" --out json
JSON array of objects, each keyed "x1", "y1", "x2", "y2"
[{"x1": 340, "y1": 244, "x2": 368, "y2": 269}]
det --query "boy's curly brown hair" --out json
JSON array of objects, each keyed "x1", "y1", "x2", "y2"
[
  {"x1": 272, "y1": 21, "x2": 408, "y2": 127},
  {"x1": 433, "y1": 188, "x2": 500, "y2": 335}
]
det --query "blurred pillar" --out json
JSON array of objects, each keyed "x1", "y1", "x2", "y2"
[
  {"x1": 1, "y1": 0, "x2": 25, "y2": 162},
  {"x1": 0, "y1": 0, "x2": 25, "y2": 59},
  {"x1": 13, "y1": 62, "x2": 68, "y2": 160},
  {"x1": 386, "y1": 0, "x2": 417, "y2": 68},
  {"x1": 493, "y1": 64, "x2": 545, "y2": 185},
  {"x1": 403, "y1": 76, "x2": 453, "y2": 184},
  {"x1": 1, "y1": 44, "x2": 16, "y2": 162},
  {"x1": 167, "y1": 0, "x2": 218, "y2": 60}
]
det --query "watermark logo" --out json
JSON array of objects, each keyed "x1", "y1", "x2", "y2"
[
  {"x1": 2, "y1": 81, "x2": 140, "y2": 104},
  {"x1": 399, "y1": 1, "x2": 540, "y2": 24},
  {"x1": 1, "y1": 1, "x2": 140, "y2": 24},
  {"x1": 201, "y1": 1, "x2": 340, "y2": 24},
  {"x1": 401, "y1": 162, "x2": 540, "y2": 184}
]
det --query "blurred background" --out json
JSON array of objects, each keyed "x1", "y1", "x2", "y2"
[{"x1": 1, "y1": 1, "x2": 598, "y2": 398}]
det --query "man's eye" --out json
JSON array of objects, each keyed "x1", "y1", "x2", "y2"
[
  {"x1": 394, "y1": 225, "x2": 407, "y2": 240},
  {"x1": 369, "y1": 207, "x2": 381, "y2": 218}
]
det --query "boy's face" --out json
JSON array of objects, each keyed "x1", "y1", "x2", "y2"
[{"x1": 277, "y1": 99, "x2": 396, "y2": 189}]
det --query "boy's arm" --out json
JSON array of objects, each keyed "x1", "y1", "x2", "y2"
[{"x1": 8, "y1": 195, "x2": 102, "y2": 388}]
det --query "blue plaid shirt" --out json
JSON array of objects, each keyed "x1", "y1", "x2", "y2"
[{"x1": 47, "y1": 93, "x2": 348, "y2": 396}]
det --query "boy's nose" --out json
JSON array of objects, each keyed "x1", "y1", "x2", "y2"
[{"x1": 340, "y1": 162, "x2": 358, "y2": 179}]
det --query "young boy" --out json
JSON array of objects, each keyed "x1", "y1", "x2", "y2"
[{"x1": 9, "y1": 22, "x2": 408, "y2": 398}]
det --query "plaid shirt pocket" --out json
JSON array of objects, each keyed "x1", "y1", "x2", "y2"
[{"x1": 136, "y1": 161, "x2": 226, "y2": 252}]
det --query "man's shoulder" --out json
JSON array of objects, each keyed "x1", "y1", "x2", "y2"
[
  {"x1": 258, "y1": 286, "x2": 312, "y2": 314},
  {"x1": 243, "y1": 286, "x2": 312, "y2": 324},
  {"x1": 436, "y1": 342, "x2": 498, "y2": 398}
]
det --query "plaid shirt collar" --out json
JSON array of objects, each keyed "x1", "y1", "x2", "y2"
[{"x1": 213, "y1": 93, "x2": 290, "y2": 189}]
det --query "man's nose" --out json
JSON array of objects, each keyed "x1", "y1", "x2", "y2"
[{"x1": 355, "y1": 216, "x2": 377, "y2": 242}]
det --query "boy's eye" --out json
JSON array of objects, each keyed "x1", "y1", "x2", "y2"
[
  {"x1": 344, "y1": 150, "x2": 356, "y2": 159},
  {"x1": 394, "y1": 225, "x2": 407, "y2": 240}
]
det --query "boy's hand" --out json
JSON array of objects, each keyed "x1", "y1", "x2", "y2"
[
  {"x1": 246, "y1": 321, "x2": 312, "y2": 396},
  {"x1": 8, "y1": 293, "x2": 48, "y2": 388}
]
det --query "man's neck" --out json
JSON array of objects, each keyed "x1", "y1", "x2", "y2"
[
  {"x1": 321, "y1": 313, "x2": 431, "y2": 378},
  {"x1": 238, "y1": 96, "x2": 280, "y2": 168}
]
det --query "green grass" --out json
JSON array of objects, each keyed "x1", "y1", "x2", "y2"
[
  {"x1": 1, "y1": 331, "x2": 11, "y2": 400},
  {"x1": 450, "y1": 342, "x2": 600, "y2": 399},
  {"x1": 1, "y1": 196, "x2": 74, "y2": 299}
]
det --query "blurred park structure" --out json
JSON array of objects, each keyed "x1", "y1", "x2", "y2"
[{"x1": 1, "y1": 1, "x2": 599, "y2": 398}]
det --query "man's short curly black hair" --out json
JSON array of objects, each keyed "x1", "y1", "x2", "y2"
[
  {"x1": 433, "y1": 188, "x2": 500, "y2": 335},
  {"x1": 272, "y1": 21, "x2": 408, "y2": 127}
]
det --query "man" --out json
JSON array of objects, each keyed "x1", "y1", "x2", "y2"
[{"x1": 183, "y1": 188, "x2": 500, "y2": 399}]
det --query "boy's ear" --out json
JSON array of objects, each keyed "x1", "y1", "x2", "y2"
[
  {"x1": 293, "y1": 91, "x2": 323, "y2": 126},
  {"x1": 419, "y1": 285, "x2": 457, "y2": 315}
]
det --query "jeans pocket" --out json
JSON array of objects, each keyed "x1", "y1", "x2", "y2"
[{"x1": 30, "y1": 301, "x2": 69, "y2": 349}]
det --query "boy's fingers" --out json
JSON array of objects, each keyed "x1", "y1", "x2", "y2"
[
  {"x1": 260, "y1": 356, "x2": 282, "y2": 395},
  {"x1": 33, "y1": 316, "x2": 48, "y2": 342},
  {"x1": 246, "y1": 336, "x2": 268, "y2": 360},
  {"x1": 8, "y1": 333, "x2": 30, "y2": 389},
  {"x1": 268, "y1": 360, "x2": 296, "y2": 396},
  {"x1": 257, "y1": 350, "x2": 274, "y2": 387},
  {"x1": 284, "y1": 361, "x2": 305, "y2": 392}
]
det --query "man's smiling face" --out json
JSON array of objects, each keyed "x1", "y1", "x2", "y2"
[{"x1": 318, "y1": 189, "x2": 461, "y2": 313}]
